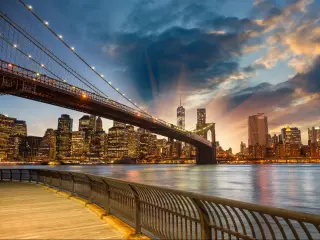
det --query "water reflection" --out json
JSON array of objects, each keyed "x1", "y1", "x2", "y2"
[{"x1": 1, "y1": 164, "x2": 319, "y2": 214}]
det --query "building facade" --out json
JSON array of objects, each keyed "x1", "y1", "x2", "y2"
[
  {"x1": 56, "y1": 114, "x2": 73, "y2": 158},
  {"x1": 248, "y1": 113, "x2": 269, "y2": 147}
]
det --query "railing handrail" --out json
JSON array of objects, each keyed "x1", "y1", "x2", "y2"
[
  {"x1": 1, "y1": 168, "x2": 320, "y2": 223},
  {"x1": 1, "y1": 168, "x2": 320, "y2": 239}
]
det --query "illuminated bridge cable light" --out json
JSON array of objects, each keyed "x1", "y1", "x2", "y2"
[
  {"x1": 58, "y1": 35, "x2": 63, "y2": 39},
  {"x1": 44, "y1": 21, "x2": 49, "y2": 25},
  {"x1": 28, "y1": 5, "x2": 32, "y2": 9},
  {"x1": 13, "y1": 44, "x2": 17, "y2": 48},
  {"x1": 28, "y1": 54, "x2": 32, "y2": 58},
  {"x1": 71, "y1": 46, "x2": 75, "y2": 50},
  {"x1": 19, "y1": 0, "x2": 152, "y2": 117},
  {"x1": 0, "y1": 11, "x2": 108, "y2": 98}
]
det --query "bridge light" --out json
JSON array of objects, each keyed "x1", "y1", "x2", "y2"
[
  {"x1": 28, "y1": 5, "x2": 32, "y2": 9},
  {"x1": 36, "y1": 72, "x2": 40, "y2": 76},
  {"x1": 71, "y1": 46, "x2": 75, "y2": 51},
  {"x1": 58, "y1": 35, "x2": 63, "y2": 39},
  {"x1": 116, "y1": 88, "x2": 119, "y2": 91},
  {"x1": 81, "y1": 93, "x2": 87, "y2": 99},
  {"x1": 63, "y1": 80, "x2": 67, "y2": 83},
  {"x1": 44, "y1": 21, "x2": 49, "y2": 26},
  {"x1": 100, "y1": 74, "x2": 104, "y2": 77},
  {"x1": 91, "y1": 66, "x2": 95, "y2": 70},
  {"x1": 13, "y1": 44, "x2": 17, "y2": 48},
  {"x1": 108, "y1": 81, "x2": 112, "y2": 85},
  {"x1": 28, "y1": 55, "x2": 32, "y2": 58},
  {"x1": 122, "y1": 93, "x2": 125, "y2": 96},
  {"x1": 129, "y1": 99, "x2": 131, "y2": 101},
  {"x1": 8, "y1": 64, "x2": 12, "y2": 68}
]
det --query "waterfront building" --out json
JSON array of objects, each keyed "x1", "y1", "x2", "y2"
[
  {"x1": 240, "y1": 141, "x2": 247, "y2": 155},
  {"x1": 156, "y1": 139, "x2": 167, "y2": 157},
  {"x1": 79, "y1": 115, "x2": 95, "y2": 155},
  {"x1": 37, "y1": 128, "x2": 56, "y2": 160},
  {"x1": 71, "y1": 131, "x2": 85, "y2": 157},
  {"x1": 0, "y1": 114, "x2": 28, "y2": 160},
  {"x1": 248, "y1": 113, "x2": 269, "y2": 147},
  {"x1": 127, "y1": 125, "x2": 138, "y2": 158},
  {"x1": 56, "y1": 114, "x2": 73, "y2": 158},
  {"x1": 91, "y1": 131, "x2": 106, "y2": 157},
  {"x1": 281, "y1": 127, "x2": 301, "y2": 145},
  {"x1": 308, "y1": 127, "x2": 320, "y2": 145},
  {"x1": 96, "y1": 117, "x2": 103, "y2": 132},
  {"x1": 139, "y1": 133, "x2": 150, "y2": 158},
  {"x1": 107, "y1": 121, "x2": 128, "y2": 159},
  {"x1": 26, "y1": 136, "x2": 42, "y2": 160},
  {"x1": 89, "y1": 115, "x2": 96, "y2": 132},
  {"x1": 149, "y1": 134, "x2": 157, "y2": 156}
]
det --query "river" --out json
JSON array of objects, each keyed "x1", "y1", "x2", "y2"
[{"x1": 1, "y1": 164, "x2": 319, "y2": 214}]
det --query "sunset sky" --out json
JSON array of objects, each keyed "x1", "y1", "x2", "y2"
[{"x1": 0, "y1": 0, "x2": 319, "y2": 152}]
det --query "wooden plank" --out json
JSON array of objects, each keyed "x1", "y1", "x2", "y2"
[{"x1": 0, "y1": 182, "x2": 123, "y2": 239}]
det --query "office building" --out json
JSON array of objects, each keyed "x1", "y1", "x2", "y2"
[
  {"x1": 248, "y1": 113, "x2": 269, "y2": 146},
  {"x1": 56, "y1": 114, "x2": 73, "y2": 157},
  {"x1": 107, "y1": 121, "x2": 128, "y2": 158},
  {"x1": 26, "y1": 136, "x2": 42, "y2": 160},
  {"x1": 37, "y1": 128, "x2": 56, "y2": 159},
  {"x1": 96, "y1": 117, "x2": 103, "y2": 132},
  {"x1": 308, "y1": 127, "x2": 320, "y2": 145},
  {"x1": 71, "y1": 131, "x2": 85, "y2": 157},
  {"x1": 281, "y1": 127, "x2": 301, "y2": 145}
]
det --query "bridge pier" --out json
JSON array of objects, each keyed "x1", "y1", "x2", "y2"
[{"x1": 196, "y1": 145, "x2": 217, "y2": 164}]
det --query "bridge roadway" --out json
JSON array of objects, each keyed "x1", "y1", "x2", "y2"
[
  {"x1": 0, "y1": 60, "x2": 216, "y2": 164},
  {"x1": 0, "y1": 181, "x2": 125, "y2": 239}
]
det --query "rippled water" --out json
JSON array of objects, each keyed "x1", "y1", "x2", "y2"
[{"x1": 1, "y1": 164, "x2": 319, "y2": 214}]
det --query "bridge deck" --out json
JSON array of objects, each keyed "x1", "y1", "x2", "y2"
[{"x1": 0, "y1": 182, "x2": 123, "y2": 239}]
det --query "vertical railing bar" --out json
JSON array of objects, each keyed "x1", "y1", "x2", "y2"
[
  {"x1": 216, "y1": 203, "x2": 231, "y2": 240},
  {"x1": 9, "y1": 169, "x2": 12, "y2": 181},
  {"x1": 248, "y1": 211, "x2": 266, "y2": 240},
  {"x1": 239, "y1": 209, "x2": 256, "y2": 239},
  {"x1": 222, "y1": 205, "x2": 239, "y2": 240},
  {"x1": 284, "y1": 219, "x2": 300, "y2": 240},
  {"x1": 208, "y1": 202, "x2": 225, "y2": 240},
  {"x1": 0, "y1": 169, "x2": 2, "y2": 181},
  {"x1": 271, "y1": 216, "x2": 287, "y2": 240},
  {"x1": 229, "y1": 206, "x2": 247, "y2": 236},
  {"x1": 298, "y1": 221, "x2": 313, "y2": 240},
  {"x1": 259, "y1": 213, "x2": 276, "y2": 240}
]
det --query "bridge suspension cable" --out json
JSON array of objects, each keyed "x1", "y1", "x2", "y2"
[
  {"x1": 0, "y1": 34, "x2": 66, "y2": 82},
  {"x1": 0, "y1": 11, "x2": 109, "y2": 98},
  {"x1": 19, "y1": 0, "x2": 152, "y2": 118}
]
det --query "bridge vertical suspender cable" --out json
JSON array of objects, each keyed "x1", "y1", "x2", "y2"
[
  {"x1": 19, "y1": 0, "x2": 153, "y2": 118},
  {"x1": 0, "y1": 11, "x2": 109, "y2": 98}
]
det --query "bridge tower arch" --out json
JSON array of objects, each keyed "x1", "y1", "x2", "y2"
[{"x1": 196, "y1": 123, "x2": 217, "y2": 164}]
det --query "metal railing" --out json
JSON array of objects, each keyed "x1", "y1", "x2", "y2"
[
  {"x1": 0, "y1": 60, "x2": 211, "y2": 146},
  {"x1": 1, "y1": 169, "x2": 319, "y2": 239}
]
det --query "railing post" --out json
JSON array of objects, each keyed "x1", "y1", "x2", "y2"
[
  {"x1": 19, "y1": 169, "x2": 22, "y2": 182},
  {"x1": 0, "y1": 170, "x2": 2, "y2": 181},
  {"x1": 28, "y1": 170, "x2": 32, "y2": 182},
  {"x1": 36, "y1": 170, "x2": 40, "y2": 184},
  {"x1": 129, "y1": 184, "x2": 142, "y2": 235},
  {"x1": 85, "y1": 175, "x2": 93, "y2": 203},
  {"x1": 9, "y1": 169, "x2": 12, "y2": 181},
  {"x1": 191, "y1": 198, "x2": 212, "y2": 240},
  {"x1": 102, "y1": 179, "x2": 111, "y2": 215},
  {"x1": 69, "y1": 173, "x2": 75, "y2": 196}
]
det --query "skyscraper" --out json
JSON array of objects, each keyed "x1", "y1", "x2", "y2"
[
  {"x1": 96, "y1": 117, "x2": 103, "y2": 132},
  {"x1": 308, "y1": 127, "x2": 320, "y2": 145},
  {"x1": 89, "y1": 114, "x2": 96, "y2": 132},
  {"x1": 126, "y1": 125, "x2": 138, "y2": 158},
  {"x1": 71, "y1": 131, "x2": 85, "y2": 157},
  {"x1": 37, "y1": 128, "x2": 56, "y2": 160},
  {"x1": 107, "y1": 121, "x2": 128, "y2": 159},
  {"x1": 197, "y1": 109, "x2": 206, "y2": 129},
  {"x1": 177, "y1": 98, "x2": 185, "y2": 129},
  {"x1": 56, "y1": 114, "x2": 73, "y2": 157},
  {"x1": 248, "y1": 113, "x2": 269, "y2": 146}
]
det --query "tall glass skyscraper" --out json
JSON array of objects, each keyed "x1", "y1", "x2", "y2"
[{"x1": 177, "y1": 100, "x2": 185, "y2": 129}]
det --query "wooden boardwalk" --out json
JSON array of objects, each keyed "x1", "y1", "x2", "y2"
[{"x1": 0, "y1": 181, "x2": 124, "y2": 239}]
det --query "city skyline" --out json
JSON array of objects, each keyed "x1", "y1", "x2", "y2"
[{"x1": 0, "y1": 0, "x2": 319, "y2": 152}]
